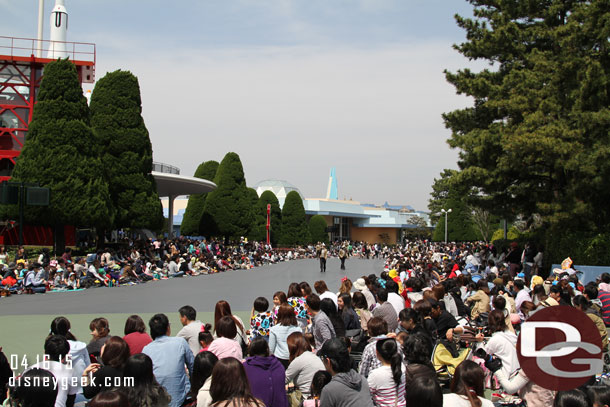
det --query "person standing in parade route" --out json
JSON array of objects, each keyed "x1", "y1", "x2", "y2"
[
  {"x1": 339, "y1": 246, "x2": 347, "y2": 271},
  {"x1": 319, "y1": 245, "x2": 328, "y2": 273}
]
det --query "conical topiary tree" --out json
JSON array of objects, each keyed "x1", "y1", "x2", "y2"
[
  {"x1": 248, "y1": 190, "x2": 282, "y2": 244},
  {"x1": 201, "y1": 152, "x2": 252, "y2": 242},
  {"x1": 8, "y1": 58, "x2": 113, "y2": 250},
  {"x1": 309, "y1": 215, "x2": 329, "y2": 245},
  {"x1": 261, "y1": 190, "x2": 282, "y2": 245},
  {"x1": 90, "y1": 70, "x2": 163, "y2": 231},
  {"x1": 279, "y1": 191, "x2": 310, "y2": 246},
  {"x1": 180, "y1": 160, "x2": 219, "y2": 236}
]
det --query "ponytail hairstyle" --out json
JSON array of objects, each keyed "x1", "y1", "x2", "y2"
[
  {"x1": 573, "y1": 295, "x2": 590, "y2": 312},
  {"x1": 451, "y1": 360, "x2": 484, "y2": 407},
  {"x1": 376, "y1": 338, "x2": 403, "y2": 390},
  {"x1": 49, "y1": 316, "x2": 77, "y2": 341}
]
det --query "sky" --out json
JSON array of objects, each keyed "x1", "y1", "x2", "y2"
[{"x1": 2, "y1": 0, "x2": 481, "y2": 211}]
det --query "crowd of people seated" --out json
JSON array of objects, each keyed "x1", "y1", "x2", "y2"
[
  {"x1": 0, "y1": 238, "x2": 393, "y2": 295},
  {"x1": 2, "y1": 239, "x2": 610, "y2": 407}
]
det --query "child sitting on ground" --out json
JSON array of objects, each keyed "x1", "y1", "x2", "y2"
[
  {"x1": 303, "y1": 370, "x2": 332, "y2": 407},
  {"x1": 249, "y1": 297, "x2": 275, "y2": 340},
  {"x1": 199, "y1": 324, "x2": 214, "y2": 352}
]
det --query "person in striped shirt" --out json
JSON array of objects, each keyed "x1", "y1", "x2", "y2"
[{"x1": 367, "y1": 338, "x2": 406, "y2": 407}]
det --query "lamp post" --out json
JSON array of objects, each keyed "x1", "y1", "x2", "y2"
[{"x1": 441, "y1": 208, "x2": 452, "y2": 244}]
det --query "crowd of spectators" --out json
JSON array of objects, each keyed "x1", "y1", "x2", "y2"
[{"x1": 1, "y1": 239, "x2": 610, "y2": 407}]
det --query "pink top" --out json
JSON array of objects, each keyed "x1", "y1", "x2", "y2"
[
  {"x1": 123, "y1": 332, "x2": 153, "y2": 355},
  {"x1": 207, "y1": 337, "x2": 243, "y2": 360}
]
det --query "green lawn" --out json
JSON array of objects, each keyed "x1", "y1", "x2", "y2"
[{"x1": 1, "y1": 311, "x2": 251, "y2": 374}]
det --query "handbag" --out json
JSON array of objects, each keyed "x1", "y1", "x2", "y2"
[{"x1": 287, "y1": 387, "x2": 303, "y2": 407}]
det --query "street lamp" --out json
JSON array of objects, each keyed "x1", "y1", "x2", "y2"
[{"x1": 441, "y1": 208, "x2": 452, "y2": 244}]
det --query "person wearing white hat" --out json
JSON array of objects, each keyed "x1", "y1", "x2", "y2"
[{"x1": 354, "y1": 278, "x2": 376, "y2": 310}]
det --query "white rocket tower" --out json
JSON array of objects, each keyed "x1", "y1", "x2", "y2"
[{"x1": 47, "y1": 0, "x2": 69, "y2": 59}]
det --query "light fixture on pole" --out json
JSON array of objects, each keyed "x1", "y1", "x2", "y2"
[{"x1": 441, "y1": 208, "x2": 452, "y2": 243}]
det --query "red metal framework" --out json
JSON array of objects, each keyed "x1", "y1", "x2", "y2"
[{"x1": 0, "y1": 36, "x2": 95, "y2": 182}]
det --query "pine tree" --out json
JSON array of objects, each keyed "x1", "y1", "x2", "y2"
[
  {"x1": 90, "y1": 70, "x2": 163, "y2": 231},
  {"x1": 309, "y1": 215, "x2": 329, "y2": 245},
  {"x1": 428, "y1": 169, "x2": 480, "y2": 242},
  {"x1": 8, "y1": 59, "x2": 113, "y2": 249},
  {"x1": 180, "y1": 160, "x2": 218, "y2": 236},
  {"x1": 432, "y1": 195, "x2": 479, "y2": 242},
  {"x1": 444, "y1": 0, "x2": 610, "y2": 234},
  {"x1": 279, "y1": 191, "x2": 310, "y2": 246},
  {"x1": 201, "y1": 152, "x2": 252, "y2": 241}
]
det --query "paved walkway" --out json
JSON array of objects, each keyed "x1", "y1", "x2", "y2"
[
  {"x1": 0, "y1": 258, "x2": 383, "y2": 373},
  {"x1": 0, "y1": 258, "x2": 383, "y2": 315}
]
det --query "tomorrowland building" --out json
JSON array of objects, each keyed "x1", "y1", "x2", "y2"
[{"x1": 165, "y1": 168, "x2": 431, "y2": 245}]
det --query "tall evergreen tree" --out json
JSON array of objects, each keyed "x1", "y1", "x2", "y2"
[
  {"x1": 245, "y1": 187, "x2": 261, "y2": 241},
  {"x1": 444, "y1": 1, "x2": 610, "y2": 235},
  {"x1": 429, "y1": 169, "x2": 480, "y2": 242},
  {"x1": 432, "y1": 195, "x2": 479, "y2": 242},
  {"x1": 260, "y1": 191, "x2": 282, "y2": 245},
  {"x1": 8, "y1": 59, "x2": 113, "y2": 249},
  {"x1": 309, "y1": 215, "x2": 329, "y2": 245},
  {"x1": 249, "y1": 190, "x2": 282, "y2": 244},
  {"x1": 180, "y1": 160, "x2": 218, "y2": 236},
  {"x1": 279, "y1": 191, "x2": 310, "y2": 246},
  {"x1": 201, "y1": 152, "x2": 252, "y2": 241},
  {"x1": 90, "y1": 70, "x2": 163, "y2": 231}
]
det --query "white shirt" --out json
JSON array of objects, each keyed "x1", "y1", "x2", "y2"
[
  {"x1": 319, "y1": 291, "x2": 338, "y2": 309},
  {"x1": 68, "y1": 340, "x2": 90, "y2": 394},
  {"x1": 485, "y1": 331, "x2": 519, "y2": 378},
  {"x1": 443, "y1": 393, "x2": 494, "y2": 407},
  {"x1": 29, "y1": 360, "x2": 78, "y2": 407},
  {"x1": 387, "y1": 292, "x2": 405, "y2": 315},
  {"x1": 515, "y1": 289, "x2": 532, "y2": 318}
]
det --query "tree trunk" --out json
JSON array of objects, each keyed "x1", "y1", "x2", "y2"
[
  {"x1": 55, "y1": 225, "x2": 65, "y2": 255},
  {"x1": 97, "y1": 228, "x2": 105, "y2": 250}
]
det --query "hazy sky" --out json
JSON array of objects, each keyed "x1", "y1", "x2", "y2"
[{"x1": 2, "y1": 0, "x2": 480, "y2": 210}]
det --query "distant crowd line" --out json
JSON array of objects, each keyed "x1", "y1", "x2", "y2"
[{"x1": 0, "y1": 239, "x2": 386, "y2": 295}]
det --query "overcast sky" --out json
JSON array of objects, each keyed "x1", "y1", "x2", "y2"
[{"x1": 3, "y1": 0, "x2": 481, "y2": 210}]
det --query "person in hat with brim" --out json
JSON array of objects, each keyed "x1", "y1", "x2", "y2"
[
  {"x1": 1, "y1": 262, "x2": 17, "y2": 287},
  {"x1": 353, "y1": 278, "x2": 375, "y2": 310}
]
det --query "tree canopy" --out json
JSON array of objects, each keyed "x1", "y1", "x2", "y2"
[
  {"x1": 428, "y1": 169, "x2": 480, "y2": 242},
  {"x1": 180, "y1": 160, "x2": 218, "y2": 236},
  {"x1": 279, "y1": 191, "x2": 310, "y2": 246},
  {"x1": 201, "y1": 152, "x2": 252, "y2": 241},
  {"x1": 8, "y1": 59, "x2": 113, "y2": 236},
  {"x1": 309, "y1": 215, "x2": 329, "y2": 245},
  {"x1": 249, "y1": 190, "x2": 282, "y2": 244},
  {"x1": 444, "y1": 0, "x2": 610, "y2": 236},
  {"x1": 90, "y1": 70, "x2": 163, "y2": 230}
]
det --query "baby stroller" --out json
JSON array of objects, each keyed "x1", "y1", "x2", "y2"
[{"x1": 431, "y1": 326, "x2": 482, "y2": 388}]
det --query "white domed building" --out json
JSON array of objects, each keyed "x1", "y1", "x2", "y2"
[{"x1": 253, "y1": 179, "x2": 304, "y2": 208}]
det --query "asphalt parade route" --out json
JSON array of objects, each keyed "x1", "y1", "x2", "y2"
[{"x1": 0, "y1": 258, "x2": 384, "y2": 316}]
